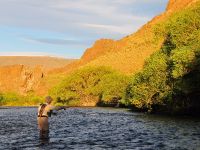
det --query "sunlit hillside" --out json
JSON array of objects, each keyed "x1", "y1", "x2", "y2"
[
  {"x1": 35, "y1": 0, "x2": 199, "y2": 96},
  {"x1": 58, "y1": 0, "x2": 198, "y2": 74},
  {"x1": 0, "y1": 0, "x2": 199, "y2": 101},
  {"x1": 0, "y1": 56, "x2": 75, "y2": 70},
  {"x1": 48, "y1": 0, "x2": 200, "y2": 114}
]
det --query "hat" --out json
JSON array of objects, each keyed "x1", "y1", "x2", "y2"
[{"x1": 45, "y1": 96, "x2": 53, "y2": 104}]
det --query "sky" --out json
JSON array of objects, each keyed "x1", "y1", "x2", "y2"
[{"x1": 0, "y1": 0, "x2": 168, "y2": 59}]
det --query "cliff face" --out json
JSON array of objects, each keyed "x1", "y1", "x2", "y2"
[
  {"x1": 0, "y1": 56, "x2": 76, "y2": 95},
  {"x1": 0, "y1": 65, "x2": 44, "y2": 94}
]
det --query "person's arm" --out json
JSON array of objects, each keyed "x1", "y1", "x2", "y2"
[
  {"x1": 47, "y1": 105, "x2": 66, "y2": 116},
  {"x1": 54, "y1": 106, "x2": 66, "y2": 111},
  {"x1": 46, "y1": 105, "x2": 57, "y2": 117}
]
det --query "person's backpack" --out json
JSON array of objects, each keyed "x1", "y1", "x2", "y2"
[{"x1": 38, "y1": 103, "x2": 47, "y2": 117}]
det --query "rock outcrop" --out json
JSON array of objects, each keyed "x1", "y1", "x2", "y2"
[{"x1": 0, "y1": 65, "x2": 44, "y2": 94}]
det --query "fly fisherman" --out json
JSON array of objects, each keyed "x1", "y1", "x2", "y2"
[{"x1": 37, "y1": 96, "x2": 65, "y2": 140}]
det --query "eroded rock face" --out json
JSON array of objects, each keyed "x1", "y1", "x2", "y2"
[{"x1": 0, "y1": 65, "x2": 44, "y2": 94}]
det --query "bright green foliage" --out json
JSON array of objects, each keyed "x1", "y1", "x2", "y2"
[
  {"x1": 94, "y1": 72, "x2": 129, "y2": 105},
  {"x1": 165, "y1": 7, "x2": 200, "y2": 48},
  {"x1": 50, "y1": 66, "x2": 129, "y2": 106},
  {"x1": 171, "y1": 48, "x2": 196, "y2": 78},
  {"x1": 126, "y1": 3, "x2": 200, "y2": 114},
  {"x1": 126, "y1": 52, "x2": 170, "y2": 110},
  {"x1": 0, "y1": 92, "x2": 42, "y2": 106},
  {"x1": 0, "y1": 93, "x2": 4, "y2": 105}
]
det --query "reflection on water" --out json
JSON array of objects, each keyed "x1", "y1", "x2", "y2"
[{"x1": 0, "y1": 107, "x2": 200, "y2": 149}]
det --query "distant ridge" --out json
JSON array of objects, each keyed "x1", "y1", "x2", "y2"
[{"x1": 0, "y1": 56, "x2": 76, "y2": 70}]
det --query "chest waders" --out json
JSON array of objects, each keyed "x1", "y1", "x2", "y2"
[{"x1": 38, "y1": 104, "x2": 49, "y2": 140}]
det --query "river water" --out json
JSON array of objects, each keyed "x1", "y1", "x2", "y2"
[{"x1": 0, "y1": 107, "x2": 200, "y2": 150}]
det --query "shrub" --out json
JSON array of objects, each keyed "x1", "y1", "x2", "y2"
[
  {"x1": 126, "y1": 3, "x2": 200, "y2": 114},
  {"x1": 50, "y1": 66, "x2": 129, "y2": 106}
]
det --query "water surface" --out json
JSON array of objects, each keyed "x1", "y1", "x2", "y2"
[{"x1": 0, "y1": 107, "x2": 200, "y2": 149}]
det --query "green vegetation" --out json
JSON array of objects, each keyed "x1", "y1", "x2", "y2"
[
  {"x1": 0, "y1": 92, "x2": 42, "y2": 106},
  {"x1": 1, "y1": 2, "x2": 200, "y2": 116},
  {"x1": 124, "y1": 52, "x2": 170, "y2": 112},
  {"x1": 49, "y1": 3, "x2": 200, "y2": 115},
  {"x1": 50, "y1": 66, "x2": 129, "y2": 106},
  {"x1": 125, "y1": 3, "x2": 200, "y2": 114}
]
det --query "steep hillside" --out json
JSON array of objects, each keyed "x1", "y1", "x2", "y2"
[
  {"x1": 0, "y1": 56, "x2": 75, "y2": 71},
  {"x1": 0, "y1": 65, "x2": 43, "y2": 94},
  {"x1": 60, "y1": 0, "x2": 198, "y2": 74},
  {"x1": 49, "y1": 0, "x2": 200, "y2": 113},
  {"x1": 0, "y1": 0, "x2": 198, "y2": 97},
  {"x1": 36, "y1": 0, "x2": 199, "y2": 96},
  {"x1": 0, "y1": 56, "x2": 75, "y2": 95}
]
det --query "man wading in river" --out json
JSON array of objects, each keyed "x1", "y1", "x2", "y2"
[{"x1": 37, "y1": 96, "x2": 65, "y2": 139}]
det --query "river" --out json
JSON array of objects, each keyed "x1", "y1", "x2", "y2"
[{"x1": 0, "y1": 107, "x2": 200, "y2": 150}]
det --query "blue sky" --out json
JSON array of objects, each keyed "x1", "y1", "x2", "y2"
[{"x1": 0, "y1": 0, "x2": 168, "y2": 58}]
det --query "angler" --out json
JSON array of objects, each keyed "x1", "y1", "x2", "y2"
[{"x1": 37, "y1": 96, "x2": 65, "y2": 140}]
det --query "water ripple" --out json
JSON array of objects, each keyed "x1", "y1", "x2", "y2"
[{"x1": 0, "y1": 107, "x2": 200, "y2": 149}]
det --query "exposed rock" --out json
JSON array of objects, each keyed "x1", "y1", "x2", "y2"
[{"x1": 0, "y1": 65, "x2": 44, "y2": 94}]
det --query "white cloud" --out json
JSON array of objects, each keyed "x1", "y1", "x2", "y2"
[
  {"x1": 0, "y1": 0, "x2": 168, "y2": 37},
  {"x1": 0, "y1": 0, "x2": 169, "y2": 58},
  {"x1": 81, "y1": 23, "x2": 139, "y2": 35},
  {"x1": 21, "y1": 37, "x2": 88, "y2": 46}
]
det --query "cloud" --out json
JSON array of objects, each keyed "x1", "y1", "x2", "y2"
[
  {"x1": 0, "y1": 0, "x2": 169, "y2": 58},
  {"x1": 21, "y1": 37, "x2": 88, "y2": 46},
  {"x1": 0, "y1": 0, "x2": 168, "y2": 37},
  {"x1": 81, "y1": 23, "x2": 139, "y2": 35}
]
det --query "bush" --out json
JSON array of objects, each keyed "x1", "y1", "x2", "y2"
[
  {"x1": 0, "y1": 92, "x2": 42, "y2": 106},
  {"x1": 126, "y1": 3, "x2": 200, "y2": 114},
  {"x1": 50, "y1": 66, "x2": 129, "y2": 106},
  {"x1": 126, "y1": 52, "x2": 170, "y2": 111}
]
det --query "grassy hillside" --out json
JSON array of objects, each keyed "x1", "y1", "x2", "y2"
[
  {"x1": 58, "y1": 0, "x2": 198, "y2": 74},
  {"x1": 1, "y1": 0, "x2": 200, "y2": 114},
  {"x1": 47, "y1": 0, "x2": 200, "y2": 115}
]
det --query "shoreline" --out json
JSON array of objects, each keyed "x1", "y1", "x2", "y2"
[{"x1": 1, "y1": 106, "x2": 200, "y2": 118}]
